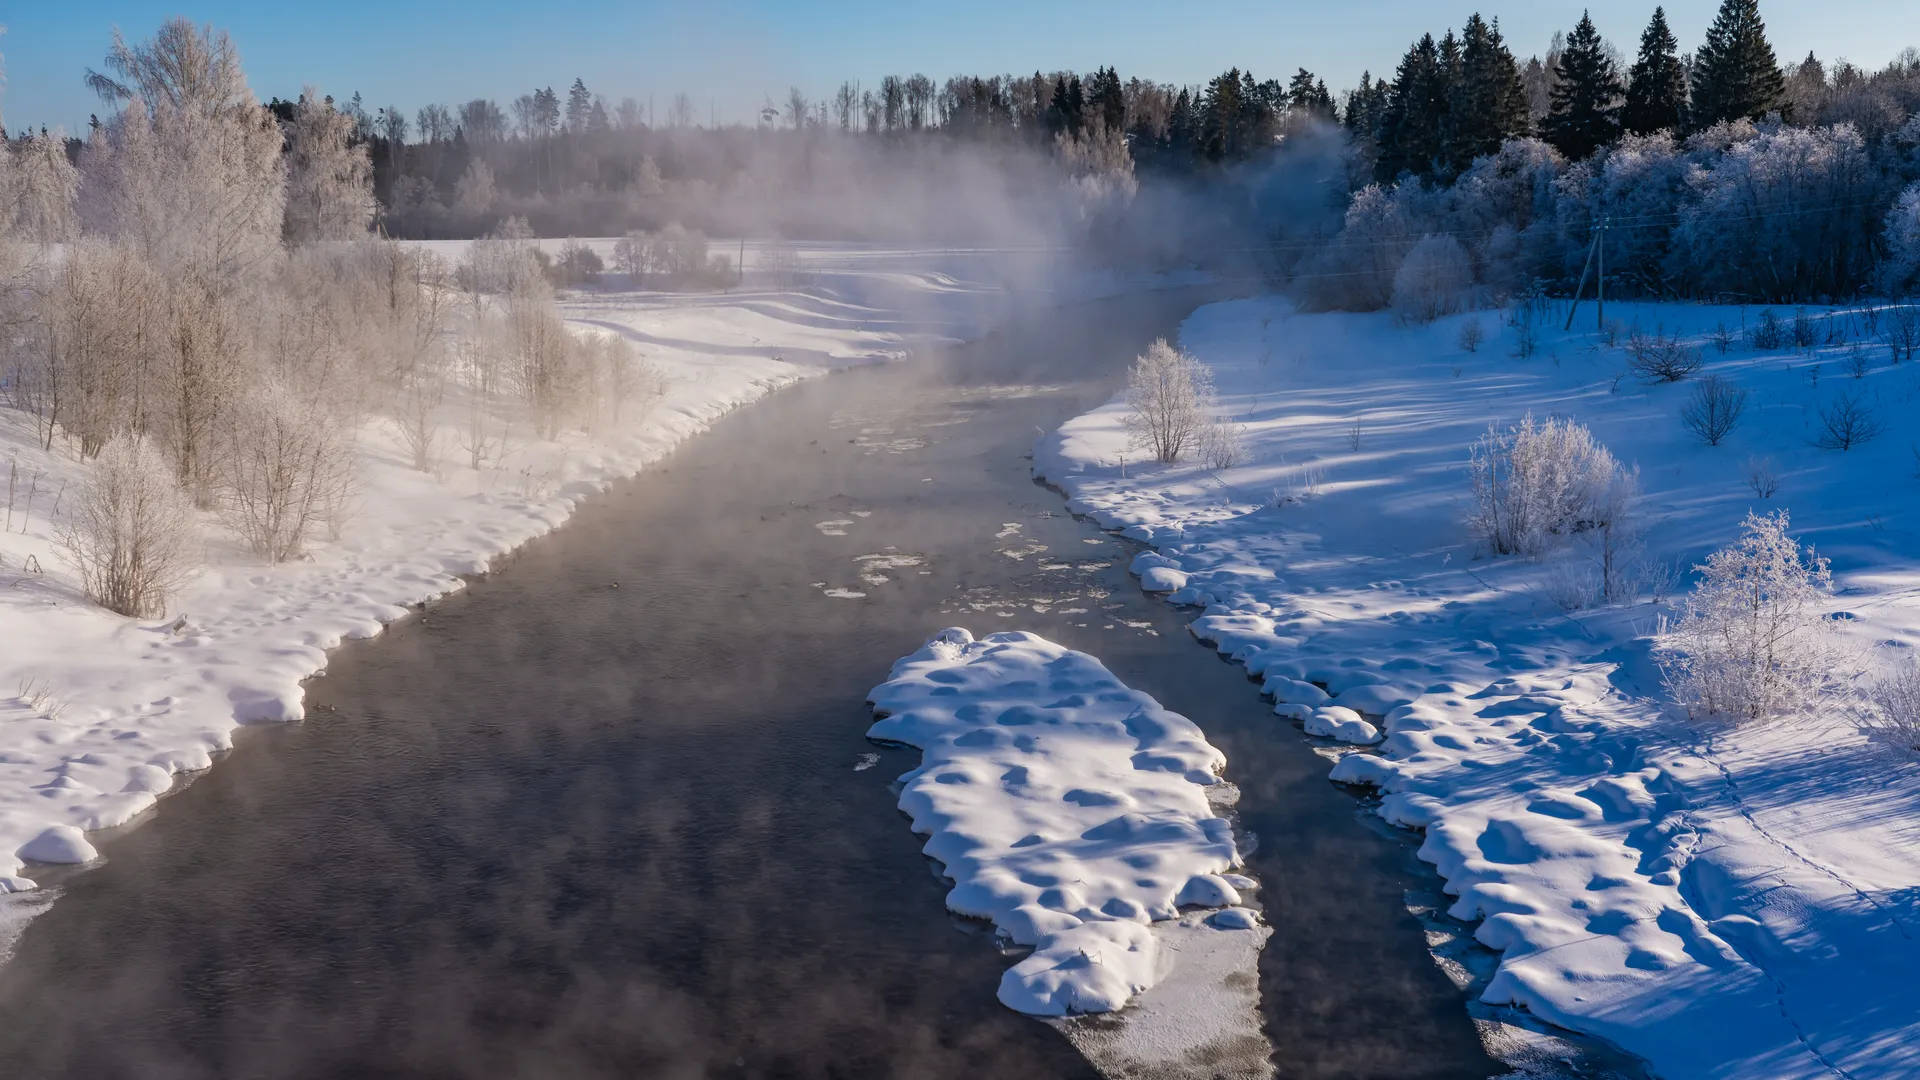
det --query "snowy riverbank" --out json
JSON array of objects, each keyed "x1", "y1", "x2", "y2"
[
  {"x1": 0, "y1": 245, "x2": 1201, "y2": 959},
  {"x1": 868, "y1": 628, "x2": 1272, "y2": 1078},
  {"x1": 1036, "y1": 296, "x2": 1920, "y2": 1079}
]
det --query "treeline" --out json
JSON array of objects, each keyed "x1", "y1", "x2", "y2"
[
  {"x1": 0, "y1": 20, "x2": 660, "y2": 620},
  {"x1": 292, "y1": 65, "x2": 1336, "y2": 239},
  {"x1": 1300, "y1": 1, "x2": 1920, "y2": 306}
]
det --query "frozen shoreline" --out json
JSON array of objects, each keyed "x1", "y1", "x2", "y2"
[
  {"x1": 0, "y1": 246, "x2": 1202, "y2": 962},
  {"x1": 868, "y1": 628, "x2": 1273, "y2": 1076},
  {"x1": 1034, "y1": 295, "x2": 1920, "y2": 1078}
]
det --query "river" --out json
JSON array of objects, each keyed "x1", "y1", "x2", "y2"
[{"x1": 0, "y1": 289, "x2": 1498, "y2": 1079}]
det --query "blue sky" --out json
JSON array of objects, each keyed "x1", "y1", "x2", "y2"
[{"x1": 5, "y1": 2, "x2": 1918, "y2": 134}]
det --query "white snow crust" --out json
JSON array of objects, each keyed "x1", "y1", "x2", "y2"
[
  {"x1": 0, "y1": 245, "x2": 1199, "y2": 924},
  {"x1": 866, "y1": 628, "x2": 1267, "y2": 1022},
  {"x1": 1036, "y1": 296, "x2": 1920, "y2": 1078}
]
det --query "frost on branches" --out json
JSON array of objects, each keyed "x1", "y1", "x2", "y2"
[
  {"x1": 1658, "y1": 510, "x2": 1852, "y2": 723},
  {"x1": 1123, "y1": 338, "x2": 1215, "y2": 464}
]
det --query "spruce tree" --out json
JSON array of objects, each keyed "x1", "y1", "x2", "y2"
[
  {"x1": 1444, "y1": 14, "x2": 1531, "y2": 172},
  {"x1": 1377, "y1": 34, "x2": 1448, "y2": 181},
  {"x1": 1288, "y1": 68, "x2": 1335, "y2": 120},
  {"x1": 1622, "y1": 6, "x2": 1688, "y2": 134},
  {"x1": 1690, "y1": 0, "x2": 1785, "y2": 128},
  {"x1": 1544, "y1": 11, "x2": 1623, "y2": 159}
]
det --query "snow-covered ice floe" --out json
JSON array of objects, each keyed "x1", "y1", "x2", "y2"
[
  {"x1": 868, "y1": 628, "x2": 1273, "y2": 1077},
  {"x1": 1035, "y1": 295, "x2": 1920, "y2": 1078}
]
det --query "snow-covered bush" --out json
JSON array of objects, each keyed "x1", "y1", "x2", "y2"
[
  {"x1": 1658, "y1": 510, "x2": 1851, "y2": 723},
  {"x1": 55, "y1": 435, "x2": 201, "y2": 618},
  {"x1": 1391, "y1": 234, "x2": 1473, "y2": 324},
  {"x1": 1863, "y1": 657, "x2": 1920, "y2": 756},
  {"x1": 1469, "y1": 414, "x2": 1622, "y2": 557},
  {"x1": 1681, "y1": 374, "x2": 1749, "y2": 446},
  {"x1": 1124, "y1": 338, "x2": 1213, "y2": 464}
]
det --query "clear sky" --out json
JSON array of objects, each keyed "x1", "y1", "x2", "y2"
[{"x1": 5, "y1": 1, "x2": 1918, "y2": 135}]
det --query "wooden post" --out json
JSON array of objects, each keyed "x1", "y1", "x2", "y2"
[
  {"x1": 1564, "y1": 228, "x2": 1599, "y2": 332},
  {"x1": 1596, "y1": 216, "x2": 1607, "y2": 331}
]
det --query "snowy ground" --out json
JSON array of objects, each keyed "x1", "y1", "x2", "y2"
[
  {"x1": 868, "y1": 628, "x2": 1272, "y2": 1078},
  {"x1": 1036, "y1": 296, "x2": 1920, "y2": 1079},
  {"x1": 0, "y1": 243, "x2": 1199, "y2": 963}
]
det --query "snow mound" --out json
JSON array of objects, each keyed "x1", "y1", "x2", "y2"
[
  {"x1": 17, "y1": 826, "x2": 97, "y2": 865},
  {"x1": 868, "y1": 628, "x2": 1250, "y2": 1017}
]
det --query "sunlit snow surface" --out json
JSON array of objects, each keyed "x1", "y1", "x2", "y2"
[
  {"x1": 1037, "y1": 296, "x2": 1920, "y2": 1078},
  {"x1": 869, "y1": 628, "x2": 1274, "y2": 1077}
]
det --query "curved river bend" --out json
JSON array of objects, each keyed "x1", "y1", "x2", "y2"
[{"x1": 0, "y1": 290, "x2": 1497, "y2": 1079}]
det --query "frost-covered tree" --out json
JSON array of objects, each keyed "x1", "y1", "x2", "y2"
[
  {"x1": 1877, "y1": 181, "x2": 1920, "y2": 295},
  {"x1": 1392, "y1": 233, "x2": 1473, "y2": 322},
  {"x1": 1124, "y1": 338, "x2": 1213, "y2": 464},
  {"x1": 5, "y1": 130, "x2": 80, "y2": 242},
  {"x1": 1669, "y1": 124, "x2": 1877, "y2": 301},
  {"x1": 1659, "y1": 509, "x2": 1850, "y2": 722},
  {"x1": 283, "y1": 87, "x2": 375, "y2": 244},
  {"x1": 77, "y1": 19, "x2": 285, "y2": 292},
  {"x1": 1623, "y1": 7, "x2": 1688, "y2": 135}
]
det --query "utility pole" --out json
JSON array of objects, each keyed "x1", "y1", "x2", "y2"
[
  {"x1": 1564, "y1": 225, "x2": 1599, "y2": 332},
  {"x1": 1596, "y1": 215, "x2": 1608, "y2": 331}
]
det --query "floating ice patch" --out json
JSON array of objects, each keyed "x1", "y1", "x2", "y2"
[
  {"x1": 814, "y1": 520, "x2": 856, "y2": 536},
  {"x1": 854, "y1": 753, "x2": 880, "y2": 772},
  {"x1": 821, "y1": 588, "x2": 866, "y2": 600},
  {"x1": 854, "y1": 551, "x2": 926, "y2": 586},
  {"x1": 867, "y1": 629, "x2": 1260, "y2": 1019}
]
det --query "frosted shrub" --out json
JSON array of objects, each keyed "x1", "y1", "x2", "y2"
[
  {"x1": 1659, "y1": 510, "x2": 1850, "y2": 723},
  {"x1": 1123, "y1": 338, "x2": 1213, "y2": 464},
  {"x1": 1469, "y1": 414, "x2": 1621, "y2": 557},
  {"x1": 1681, "y1": 374, "x2": 1749, "y2": 446},
  {"x1": 56, "y1": 435, "x2": 201, "y2": 618},
  {"x1": 507, "y1": 286, "x2": 584, "y2": 439},
  {"x1": 220, "y1": 382, "x2": 357, "y2": 562},
  {"x1": 1863, "y1": 658, "x2": 1920, "y2": 756},
  {"x1": 1199, "y1": 418, "x2": 1247, "y2": 470},
  {"x1": 1391, "y1": 234, "x2": 1472, "y2": 324}
]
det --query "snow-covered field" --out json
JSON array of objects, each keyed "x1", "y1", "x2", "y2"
[
  {"x1": 1037, "y1": 296, "x2": 1920, "y2": 1079},
  {"x1": 0, "y1": 244, "x2": 1197, "y2": 961},
  {"x1": 868, "y1": 628, "x2": 1271, "y2": 1078}
]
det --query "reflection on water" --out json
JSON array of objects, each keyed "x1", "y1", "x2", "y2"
[{"x1": 0, "y1": 290, "x2": 1497, "y2": 1079}]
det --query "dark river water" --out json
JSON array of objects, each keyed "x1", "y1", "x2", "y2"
[{"x1": 0, "y1": 289, "x2": 1499, "y2": 1079}]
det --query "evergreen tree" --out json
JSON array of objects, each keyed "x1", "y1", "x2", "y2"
[
  {"x1": 1544, "y1": 11, "x2": 1623, "y2": 159},
  {"x1": 1377, "y1": 34, "x2": 1449, "y2": 180},
  {"x1": 565, "y1": 78, "x2": 592, "y2": 133},
  {"x1": 1088, "y1": 66, "x2": 1125, "y2": 133},
  {"x1": 1690, "y1": 0, "x2": 1785, "y2": 128},
  {"x1": 1623, "y1": 6, "x2": 1688, "y2": 134},
  {"x1": 1444, "y1": 14, "x2": 1530, "y2": 172},
  {"x1": 1343, "y1": 72, "x2": 1389, "y2": 140},
  {"x1": 1287, "y1": 68, "x2": 1335, "y2": 120},
  {"x1": 1166, "y1": 87, "x2": 1195, "y2": 160},
  {"x1": 1197, "y1": 68, "x2": 1245, "y2": 162}
]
